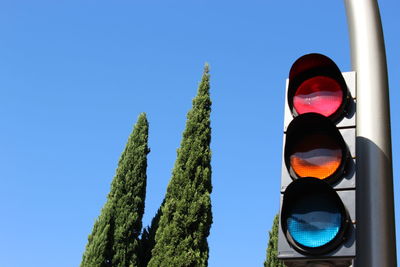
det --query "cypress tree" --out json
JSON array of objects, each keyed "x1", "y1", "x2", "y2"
[
  {"x1": 264, "y1": 214, "x2": 285, "y2": 267},
  {"x1": 81, "y1": 113, "x2": 150, "y2": 267},
  {"x1": 148, "y1": 64, "x2": 212, "y2": 267}
]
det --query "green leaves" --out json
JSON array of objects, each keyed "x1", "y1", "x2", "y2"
[
  {"x1": 81, "y1": 113, "x2": 149, "y2": 267},
  {"x1": 148, "y1": 65, "x2": 212, "y2": 267},
  {"x1": 82, "y1": 65, "x2": 213, "y2": 267},
  {"x1": 264, "y1": 214, "x2": 285, "y2": 267}
]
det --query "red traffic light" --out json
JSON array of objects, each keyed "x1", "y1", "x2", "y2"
[
  {"x1": 288, "y1": 53, "x2": 350, "y2": 122},
  {"x1": 279, "y1": 54, "x2": 356, "y2": 264}
]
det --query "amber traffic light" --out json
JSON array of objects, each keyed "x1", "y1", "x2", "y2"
[{"x1": 284, "y1": 113, "x2": 350, "y2": 184}]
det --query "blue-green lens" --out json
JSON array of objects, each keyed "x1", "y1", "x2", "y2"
[{"x1": 287, "y1": 193, "x2": 342, "y2": 248}]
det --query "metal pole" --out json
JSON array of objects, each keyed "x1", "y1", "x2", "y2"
[{"x1": 343, "y1": 0, "x2": 396, "y2": 266}]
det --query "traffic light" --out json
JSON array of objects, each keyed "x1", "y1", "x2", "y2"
[{"x1": 278, "y1": 53, "x2": 356, "y2": 266}]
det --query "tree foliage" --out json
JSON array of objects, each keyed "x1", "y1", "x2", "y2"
[
  {"x1": 264, "y1": 214, "x2": 286, "y2": 267},
  {"x1": 81, "y1": 113, "x2": 150, "y2": 267},
  {"x1": 139, "y1": 203, "x2": 163, "y2": 267},
  {"x1": 148, "y1": 64, "x2": 213, "y2": 267}
]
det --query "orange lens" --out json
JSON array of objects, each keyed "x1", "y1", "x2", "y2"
[{"x1": 290, "y1": 133, "x2": 342, "y2": 179}]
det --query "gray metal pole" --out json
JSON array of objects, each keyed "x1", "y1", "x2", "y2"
[{"x1": 343, "y1": 0, "x2": 396, "y2": 266}]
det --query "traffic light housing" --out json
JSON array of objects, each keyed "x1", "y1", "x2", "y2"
[{"x1": 278, "y1": 54, "x2": 356, "y2": 266}]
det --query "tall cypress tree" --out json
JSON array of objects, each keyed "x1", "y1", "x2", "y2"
[
  {"x1": 264, "y1": 214, "x2": 285, "y2": 267},
  {"x1": 81, "y1": 113, "x2": 150, "y2": 267},
  {"x1": 148, "y1": 64, "x2": 212, "y2": 267}
]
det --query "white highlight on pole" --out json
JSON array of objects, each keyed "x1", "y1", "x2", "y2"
[{"x1": 344, "y1": 0, "x2": 396, "y2": 266}]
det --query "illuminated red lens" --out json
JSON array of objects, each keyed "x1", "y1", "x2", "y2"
[{"x1": 293, "y1": 76, "x2": 343, "y2": 117}]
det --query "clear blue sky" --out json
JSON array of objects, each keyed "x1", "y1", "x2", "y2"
[{"x1": 1, "y1": 1, "x2": 399, "y2": 266}]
